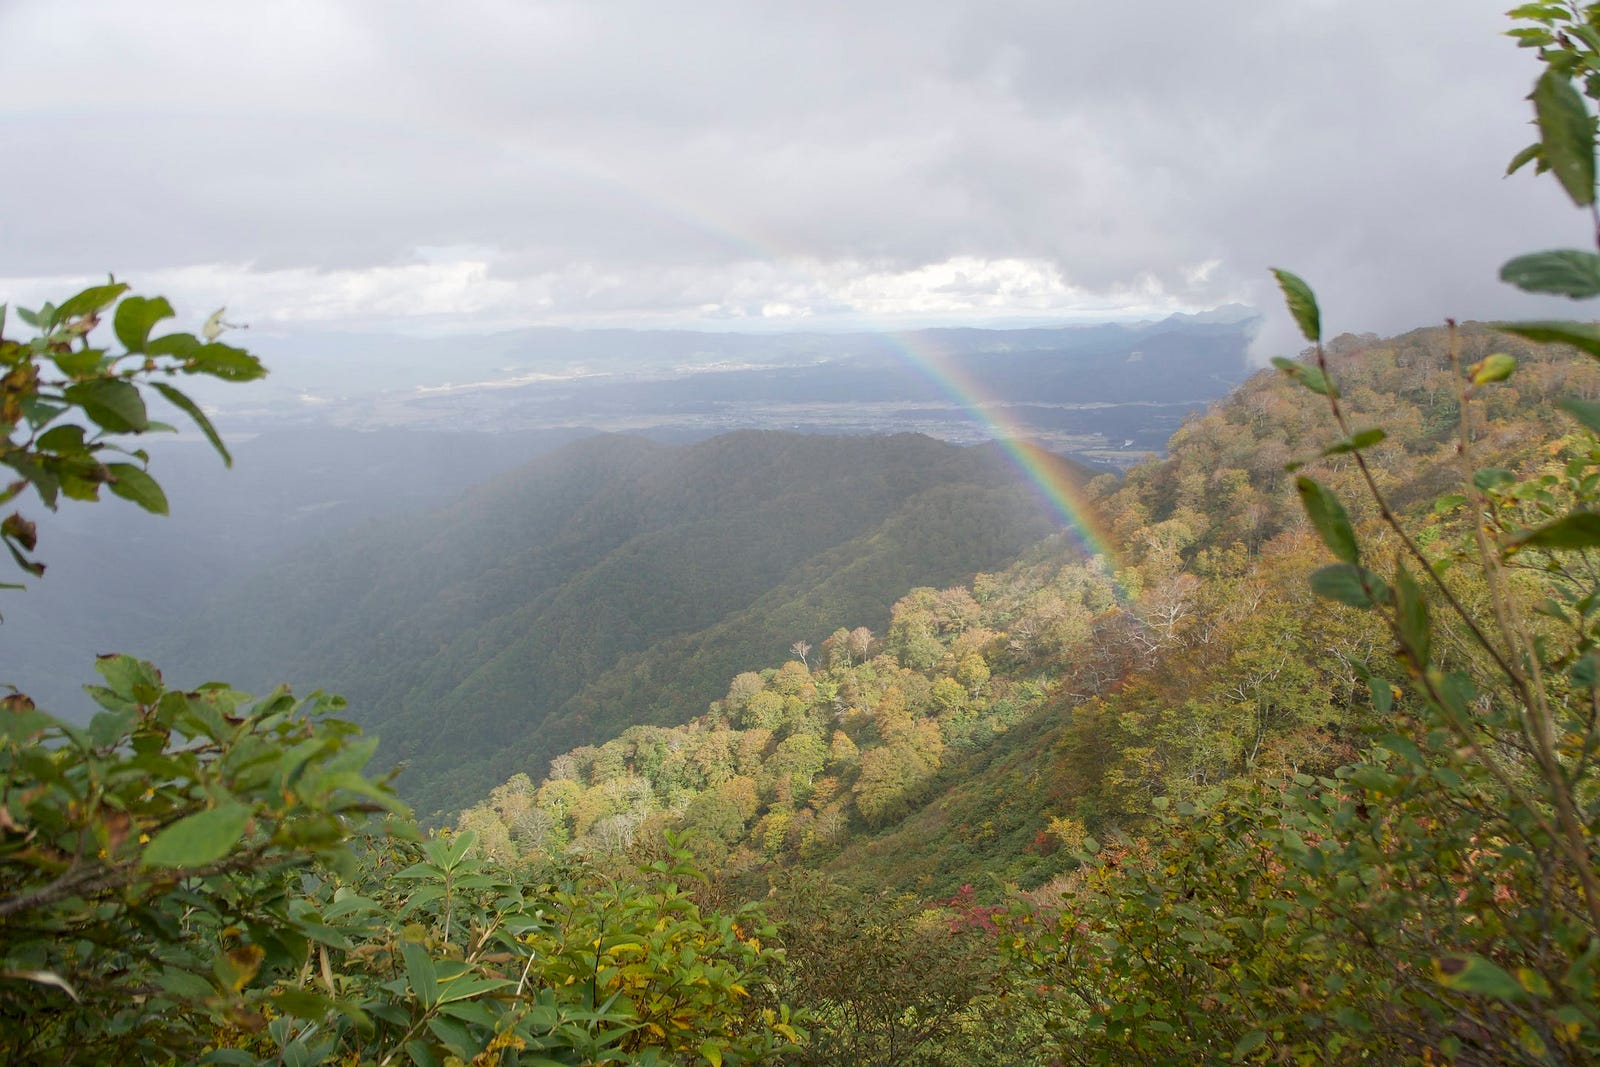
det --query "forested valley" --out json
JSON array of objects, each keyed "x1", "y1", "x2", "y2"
[
  {"x1": 152, "y1": 430, "x2": 1074, "y2": 819},
  {"x1": 8, "y1": 6, "x2": 1600, "y2": 1065}
]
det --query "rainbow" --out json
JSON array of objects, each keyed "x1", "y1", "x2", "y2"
[
  {"x1": 879, "y1": 329, "x2": 1126, "y2": 572},
  {"x1": 469, "y1": 146, "x2": 1132, "y2": 580}
]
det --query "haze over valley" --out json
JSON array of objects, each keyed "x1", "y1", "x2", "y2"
[
  {"x1": 3, "y1": 308, "x2": 1256, "y2": 722},
  {"x1": 189, "y1": 308, "x2": 1258, "y2": 457}
]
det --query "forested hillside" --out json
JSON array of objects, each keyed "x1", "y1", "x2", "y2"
[
  {"x1": 452, "y1": 323, "x2": 1596, "y2": 891},
  {"x1": 156, "y1": 430, "x2": 1072, "y2": 816},
  {"x1": 443, "y1": 319, "x2": 1600, "y2": 1062}
]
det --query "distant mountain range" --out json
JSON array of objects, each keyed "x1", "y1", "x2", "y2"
[{"x1": 198, "y1": 311, "x2": 1258, "y2": 462}]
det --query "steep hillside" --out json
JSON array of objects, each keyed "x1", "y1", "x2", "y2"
[
  {"x1": 158, "y1": 430, "x2": 1075, "y2": 815},
  {"x1": 451, "y1": 323, "x2": 1600, "y2": 894}
]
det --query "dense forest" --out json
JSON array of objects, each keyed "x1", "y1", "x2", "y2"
[
  {"x1": 7, "y1": 5, "x2": 1600, "y2": 1064},
  {"x1": 448, "y1": 321, "x2": 1596, "y2": 898}
]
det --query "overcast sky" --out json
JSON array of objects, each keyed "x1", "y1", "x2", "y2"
[{"x1": 0, "y1": 0, "x2": 1586, "y2": 353}]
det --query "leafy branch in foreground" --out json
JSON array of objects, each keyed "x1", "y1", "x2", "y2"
[
  {"x1": 1228, "y1": 15, "x2": 1600, "y2": 1048},
  {"x1": 995, "y1": 8, "x2": 1600, "y2": 1063},
  {"x1": 0, "y1": 655, "x2": 409, "y2": 1063},
  {"x1": 0, "y1": 283, "x2": 808, "y2": 1064},
  {"x1": 0, "y1": 280, "x2": 263, "y2": 581}
]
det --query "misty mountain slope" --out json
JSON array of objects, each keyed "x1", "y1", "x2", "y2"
[
  {"x1": 155, "y1": 430, "x2": 1081, "y2": 815},
  {"x1": 421, "y1": 477, "x2": 1063, "y2": 814},
  {"x1": 0, "y1": 426, "x2": 586, "y2": 717}
]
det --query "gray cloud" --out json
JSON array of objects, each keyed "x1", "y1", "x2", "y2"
[{"x1": 0, "y1": 0, "x2": 1586, "y2": 344}]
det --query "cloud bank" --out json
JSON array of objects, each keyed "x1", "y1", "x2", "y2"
[{"x1": 1, "y1": 0, "x2": 1585, "y2": 352}]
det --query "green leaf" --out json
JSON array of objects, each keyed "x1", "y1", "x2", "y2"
[
  {"x1": 51, "y1": 348, "x2": 109, "y2": 379},
  {"x1": 1395, "y1": 565, "x2": 1431, "y2": 666},
  {"x1": 436, "y1": 975, "x2": 512, "y2": 1004},
  {"x1": 1533, "y1": 68, "x2": 1596, "y2": 207},
  {"x1": 184, "y1": 342, "x2": 265, "y2": 382},
  {"x1": 105, "y1": 463, "x2": 169, "y2": 515},
  {"x1": 151, "y1": 381, "x2": 232, "y2": 466},
  {"x1": 1558, "y1": 396, "x2": 1600, "y2": 435},
  {"x1": 1435, "y1": 954, "x2": 1526, "y2": 1000},
  {"x1": 57, "y1": 465, "x2": 104, "y2": 502},
  {"x1": 404, "y1": 1039, "x2": 441, "y2": 1067},
  {"x1": 1370, "y1": 677, "x2": 1394, "y2": 714},
  {"x1": 1500, "y1": 250, "x2": 1600, "y2": 298},
  {"x1": 63, "y1": 378, "x2": 149, "y2": 433},
  {"x1": 1496, "y1": 320, "x2": 1600, "y2": 359},
  {"x1": 54, "y1": 282, "x2": 130, "y2": 325},
  {"x1": 146, "y1": 332, "x2": 199, "y2": 359},
  {"x1": 87, "y1": 707, "x2": 137, "y2": 749},
  {"x1": 1468, "y1": 353, "x2": 1518, "y2": 385},
  {"x1": 1473, "y1": 467, "x2": 1516, "y2": 492},
  {"x1": 1379, "y1": 732, "x2": 1423, "y2": 767},
  {"x1": 156, "y1": 968, "x2": 216, "y2": 1000},
  {"x1": 1270, "y1": 268, "x2": 1321, "y2": 343},
  {"x1": 401, "y1": 941, "x2": 439, "y2": 1008},
  {"x1": 141, "y1": 802, "x2": 252, "y2": 868},
  {"x1": 1509, "y1": 512, "x2": 1600, "y2": 551},
  {"x1": 35, "y1": 424, "x2": 87, "y2": 454},
  {"x1": 1571, "y1": 22, "x2": 1600, "y2": 54},
  {"x1": 1322, "y1": 427, "x2": 1386, "y2": 456},
  {"x1": 1310, "y1": 564, "x2": 1390, "y2": 609},
  {"x1": 1296, "y1": 476, "x2": 1359, "y2": 564},
  {"x1": 84, "y1": 683, "x2": 137, "y2": 715},
  {"x1": 0, "y1": 704, "x2": 58, "y2": 741},
  {"x1": 271, "y1": 988, "x2": 337, "y2": 1019},
  {"x1": 1232, "y1": 1029, "x2": 1268, "y2": 1057},
  {"x1": 1507, "y1": 141, "x2": 1542, "y2": 175},
  {"x1": 1507, "y1": 5, "x2": 1567, "y2": 24},
  {"x1": 113, "y1": 295, "x2": 175, "y2": 353},
  {"x1": 1510, "y1": 27, "x2": 1557, "y2": 47},
  {"x1": 1270, "y1": 356, "x2": 1334, "y2": 396},
  {"x1": 94, "y1": 654, "x2": 163, "y2": 703}
]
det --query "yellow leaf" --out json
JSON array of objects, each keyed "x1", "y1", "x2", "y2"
[{"x1": 217, "y1": 944, "x2": 265, "y2": 993}]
